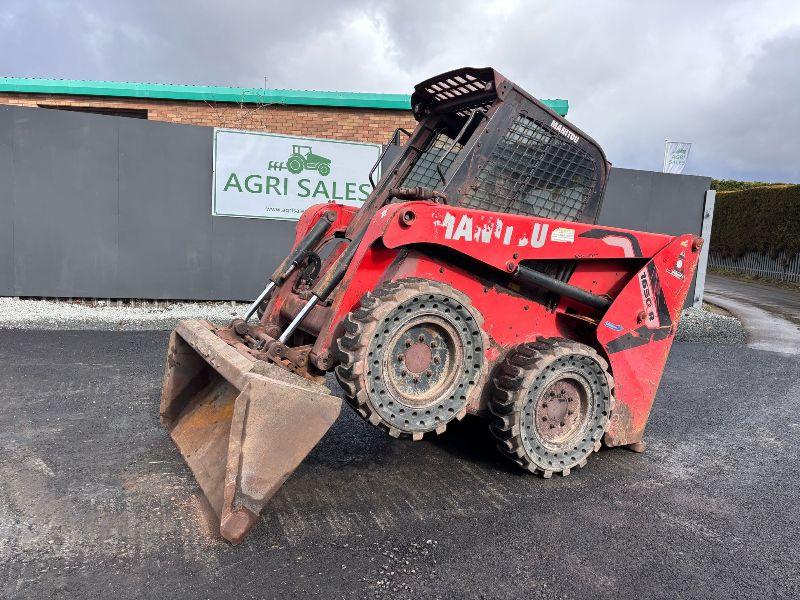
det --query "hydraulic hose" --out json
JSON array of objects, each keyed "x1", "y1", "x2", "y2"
[
  {"x1": 514, "y1": 264, "x2": 610, "y2": 312},
  {"x1": 271, "y1": 211, "x2": 336, "y2": 284},
  {"x1": 242, "y1": 210, "x2": 335, "y2": 322}
]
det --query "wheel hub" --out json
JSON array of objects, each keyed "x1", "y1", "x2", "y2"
[
  {"x1": 403, "y1": 341, "x2": 432, "y2": 374},
  {"x1": 535, "y1": 377, "x2": 589, "y2": 445},
  {"x1": 386, "y1": 320, "x2": 458, "y2": 408}
]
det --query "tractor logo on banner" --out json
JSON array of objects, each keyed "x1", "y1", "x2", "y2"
[
  {"x1": 285, "y1": 145, "x2": 332, "y2": 176},
  {"x1": 213, "y1": 129, "x2": 381, "y2": 221}
]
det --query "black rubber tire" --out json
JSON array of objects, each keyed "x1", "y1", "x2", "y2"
[
  {"x1": 489, "y1": 338, "x2": 615, "y2": 477},
  {"x1": 335, "y1": 278, "x2": 487, "y2": 440}
]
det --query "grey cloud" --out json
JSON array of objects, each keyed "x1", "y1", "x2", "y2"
[{"x1": 0, "y1": 0, "x2": 798, "y2": 182}]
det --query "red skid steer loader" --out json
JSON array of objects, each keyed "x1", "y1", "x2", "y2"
[{"x1": 161, "y1": 67, "x2": 702, "y2": 544}]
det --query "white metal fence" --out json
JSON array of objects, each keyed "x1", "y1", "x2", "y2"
[{"x1": 709, "y1": 251, "x2": 800, "y2": 283}]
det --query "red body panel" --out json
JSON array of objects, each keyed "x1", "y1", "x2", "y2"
[
  {"x1": 263, "y1": 201, "x2": 701, "y2": 446},
  {"x1": 381, "y1": 202, "x2": 673, "y2": 264},
  {"x1": 598, "y1": 234, "x2": 700, "y2": 444}
]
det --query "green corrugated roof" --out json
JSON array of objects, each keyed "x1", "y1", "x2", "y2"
[
  {"x1": 541, "y1": 98, "x2": 569, "y2": 116},
  {"x1": 0, "y1": 77, "x2": 568, "y2": 115}
]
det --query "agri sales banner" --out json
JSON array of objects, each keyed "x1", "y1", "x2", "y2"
[
  {"x1": 212, "y1": 129, "x2": 381, "y2": 220},
  {"x1": 662, "y1": 140, "x2": 692, "y2": 174}
]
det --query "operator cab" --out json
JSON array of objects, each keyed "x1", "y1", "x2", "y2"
[{"x1": 358, "y1": 67, "x2": 610, "y2": 231}]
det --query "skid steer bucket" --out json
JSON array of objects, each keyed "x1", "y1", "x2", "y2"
[{"x1": 159, "y1": 320, "x2": 342, "y2": 544}]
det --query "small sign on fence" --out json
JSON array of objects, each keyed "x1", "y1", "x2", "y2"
[{"x1": 663, "y1": 140, "x2": 692, "y2": 174}]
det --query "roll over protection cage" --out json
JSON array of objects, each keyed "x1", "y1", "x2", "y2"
[{"x1": 347, "y1": 67, "x2": 610, "y2": 238}]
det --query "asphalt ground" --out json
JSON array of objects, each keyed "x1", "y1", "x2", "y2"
[
  {"x1": 2, "y1": 330, "x2": 799, "y2": 599},
  {"x1": 706, "y1": 273, "x2": 800, "y2": 354},
  {"x1": 706, "y1": 273, "x2": 800, "y2": 327}
]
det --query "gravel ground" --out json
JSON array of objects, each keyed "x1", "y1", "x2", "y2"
[
  {"x1": 0, "y1": 297, "x2": 746, "y2": 345},
  {"x1": 673, "y1": 305, "x2": 747, "y2": 344},
  {"x1": 0, "y1": 297, "x2": 248, "y2": 330}
]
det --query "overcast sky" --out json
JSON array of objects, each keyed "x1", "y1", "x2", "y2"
[{"x1": 1, "y1": 0, "x2": 798, "y2": 182}]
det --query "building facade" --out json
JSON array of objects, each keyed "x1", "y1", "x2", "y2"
[{"x1": 0, "y1": 78, "x2": 568, "y2": 145}]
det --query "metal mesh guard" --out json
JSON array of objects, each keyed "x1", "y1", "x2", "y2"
[
  {"x1": 461, "y1": 114, "x2": 596, "y2": 221},
  {"x1": 421, "y1": 72, "x2": 493, "y2": 117},
  {"x1": 401, "y1": 131, "x2": 463, "y2": 190}
]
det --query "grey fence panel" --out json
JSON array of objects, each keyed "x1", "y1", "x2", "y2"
[
  {"x1": 597, "y1": 168, "x2": 654, "y2": 230},
  {"x1": 116, "y1": 118, "x2": 214, "y2": 299},
  {"x1": 641, "y1": 172, "x2": 706, "y2": 236},
  {"x1": 600, "y1": 168, "x2": 709, "y2": 236},
  {"x1": 709, "y1": 252, "x2": 800, "y2": 283},
  {"x1": 0, "y1": 105, "x2": 305, "y2": 301},
  {"x1": 0, "y1": 105, "x2": 711, "y2": 301},
  {"x1": 0, "y1": 109, "x2": 13, "y2": 293},
  {"x1": 600, "y1": 168, "x2": 711, "y2": 307},
  {"x1": 209, "y1": 216, "x2": 296, "y2": 301},
  {"x1": 9, "y1": 107, "x2": 120, "y2": 297}
]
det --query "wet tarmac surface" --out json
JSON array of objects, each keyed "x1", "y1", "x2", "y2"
[
  {"x1": 1, "y1": 330, "x2": 798, "y2": 599},
  {"x1": 706, "y1": 273, "x2": 800, "y2": 355}
]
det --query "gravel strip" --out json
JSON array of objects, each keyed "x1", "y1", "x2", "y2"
[
  {"x1": 674, "y1": 306, "x2": 746, "y2": 344},
  {"x1": 0, "y1": 297, "x2": 746, "y2": 344},
  {"x1": 0, "y1": 297, "x2": 248, "y2": 330}
]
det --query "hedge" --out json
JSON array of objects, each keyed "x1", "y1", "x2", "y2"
[
  {"x1": 711, "y1": 179, "x2": 785, "y2": 192},
  {"x1": 710, "y1": 184, "x2": 800, "y2": 258}
]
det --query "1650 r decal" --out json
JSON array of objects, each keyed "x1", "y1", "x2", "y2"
[
  {"x1": 607, "y1": 263, "x2": 674, "y2": 353},
  {"x1": 638, "y1": 268, "x2": 660, "y2": 328}
]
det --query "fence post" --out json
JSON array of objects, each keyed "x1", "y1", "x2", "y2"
[{"x1": 693, "y1": 189, "x2": 716, "y2": 307}]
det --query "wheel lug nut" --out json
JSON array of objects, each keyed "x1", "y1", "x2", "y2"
[
  {"x1": 433, "y1": 356, "x2": 440, "y2": 364},
  {"x1": 397, "y1": 354, "x2": 404, "y2": 362},
  {"x1": 560, "y1": 422, "x2": 565, "y2": 427},
  {"x1": 426, "y1": 370, "x2": 433, "y2": 377},
  {"x1": 405, "y1": 340, "x2": 412, "y2": 348},
  {"x1": 412, "y1": 376, "x2": 419, "y2": 383},
  {"x1": 418, "y1": 334, "x2": 425, "y2": 342},
  {"x1": 401, "y1": 370, "x2": 407, "y2": 376},
  {"x1": 567, "y1": 410, "x2": 574, "y2": 416},
  {"x1": 542, "y1": 402, "x2": 548, "y2": 408},
  {"x1": 430, "y1": 341, "x2": 437, "y2": 348},
  {"x1": 542, "y1": 416, "x2": 548, "y2": 421},
  {"x1": 549, "y1": 424, "x2": 556, "y2": 429}
]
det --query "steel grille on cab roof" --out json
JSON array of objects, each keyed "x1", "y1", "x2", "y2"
[
  {"x1": 400, "y1": 131, "x2": 463, "y2": 189},
  {"x1": 461, "y1": 114, "x2": 597, "y2": 222},
  {"x1": 423, "y1": 73, "x2": 493, "y2": 117},
  {"x1": 424, "y1": 72, "x2": 484, "y2": 98}
]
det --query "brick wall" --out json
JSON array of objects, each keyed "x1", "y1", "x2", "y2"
[{"x1": 0, "y1": 92, "x2": 417, "y2": 144}]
